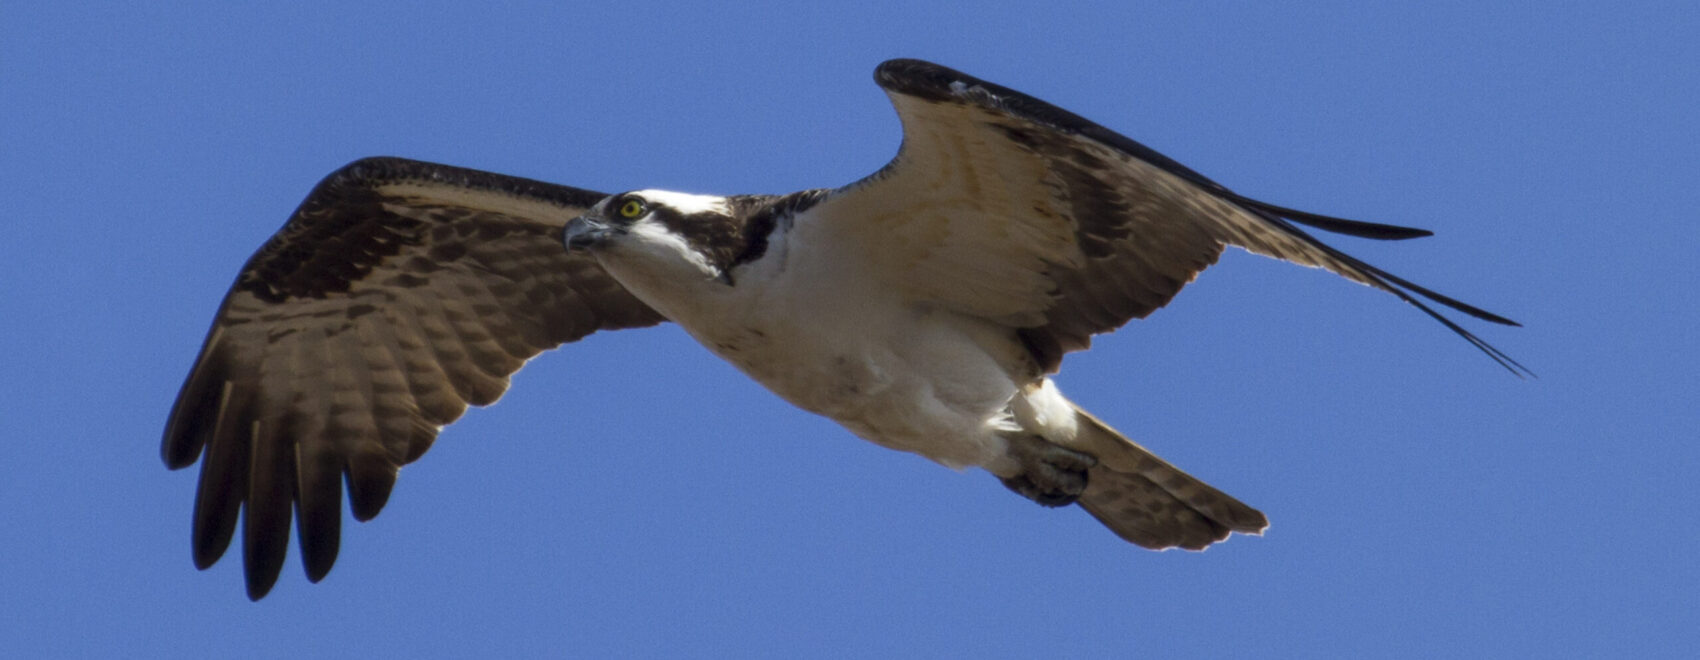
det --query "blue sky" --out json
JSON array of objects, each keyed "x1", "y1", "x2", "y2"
[{"x1": 3, "y1": 2, "x2": 1696, "y2": 657}]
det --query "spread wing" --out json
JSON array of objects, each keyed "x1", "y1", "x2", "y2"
[
  {"x1": 808, "y1": 59, "x2": 1524, "y2": 375},
  {"x1": 161, "y1": 157, "x2": 664, "y2": 600}
]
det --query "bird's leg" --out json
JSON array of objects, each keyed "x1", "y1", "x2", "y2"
[{"x1": 998, "y1": 435, "x2": 1096, "y2": 507}]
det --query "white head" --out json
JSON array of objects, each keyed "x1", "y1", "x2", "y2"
[{"x1": 564, "y1": 189, "x2": 781, "y2": 314}]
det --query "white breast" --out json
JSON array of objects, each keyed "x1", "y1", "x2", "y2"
[{"x1": 657, "y1": 221, "x2": 1032, "y2": 469}]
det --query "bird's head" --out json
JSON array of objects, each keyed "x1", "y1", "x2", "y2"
[
  {"x1": 565, "y1": 189, "x2": 781, "y2": 312},
  {"x1": 567, "y1": 189, "x2": 740, "y2": 278}
]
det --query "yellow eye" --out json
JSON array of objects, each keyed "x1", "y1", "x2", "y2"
[{"x1": 617, "y1": 198, "x2": 646, "y2": 219}]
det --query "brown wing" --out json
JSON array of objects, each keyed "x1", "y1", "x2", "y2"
[
  {"x1": 161, "y1": 157, "x2": 664, "y2": 600},
  {"x1": 857, "y1": 59, "x2": 1525, "y2": 375}
]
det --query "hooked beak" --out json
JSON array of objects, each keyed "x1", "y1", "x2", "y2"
[{"x1": 564, "y1": 216, "x2": 612, "y2": 250}]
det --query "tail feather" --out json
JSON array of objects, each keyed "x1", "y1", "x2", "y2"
[{"x1": 1070, "y1": 406, "x2": 1267, "y2": 550}]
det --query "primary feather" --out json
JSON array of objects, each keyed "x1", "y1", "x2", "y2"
[{"x1": 164, "y1": 60, "x2": 1521, "y2": 600}]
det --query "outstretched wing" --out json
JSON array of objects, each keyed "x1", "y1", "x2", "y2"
[
  {"x1": 808, "y1": 59, "x2": 1523, "y2": 375},
  {"x1": 162, "y1": 157, "x2": 664, "y2": 600}
]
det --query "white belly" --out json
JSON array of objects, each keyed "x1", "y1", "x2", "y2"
[
  {"x1": 674, "y1": 272, "x2": 1028, "y2": 469},
  {"x1": 590, "y1": 217, "x2": 1040, "y2": 470}
]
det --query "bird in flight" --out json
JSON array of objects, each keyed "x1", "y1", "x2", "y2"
[{"x1": 163, "y1": 58, "x2": 1524, "y2": 600}]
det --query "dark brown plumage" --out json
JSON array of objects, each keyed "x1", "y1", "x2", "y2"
[
  {"x1": 164, "y1": 59, "x2": 1522, "y2": 600},
  {"x1": 870, "y1": 59, "x2": 1524, "y2": 375},
  {"x1": 163, "y1": 157, "x2": 663, "y2": 599}
]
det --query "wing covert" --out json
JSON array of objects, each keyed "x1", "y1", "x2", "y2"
[
  {"x1": 812, "y1": 59, "x2": 1523, "y2": 375},
  {"x1": 162, "y1": 157, "x2": 663, "y2": 599}
]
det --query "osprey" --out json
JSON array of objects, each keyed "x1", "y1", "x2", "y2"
[{"x1": 163, "y1": 59, "x2": 1524, "y2": 600}]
